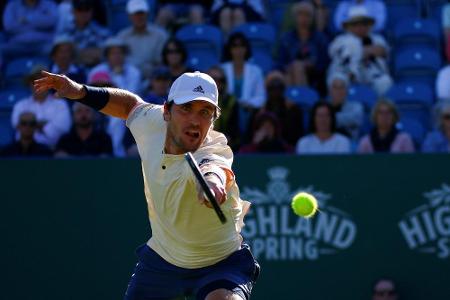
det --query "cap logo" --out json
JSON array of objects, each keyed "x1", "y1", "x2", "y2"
[{"x1": 193, "y1": 85, "x2": 205, "y2": 94}]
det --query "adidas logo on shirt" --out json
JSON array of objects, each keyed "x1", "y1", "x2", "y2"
[{"x1": 193, "y1": 85, "x2": 205, "y2": 94}]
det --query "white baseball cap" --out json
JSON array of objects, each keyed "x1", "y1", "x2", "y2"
[
  {"x1": 127, "y1": 0, "x2": 149, "y2": 14},
  {"x1": 168, "y1": 71, "x2": 219, "y2": 110}
]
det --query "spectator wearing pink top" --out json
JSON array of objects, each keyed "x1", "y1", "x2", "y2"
[{"x1": 358, "y1": 99, "x2": 415, "y2": 153}]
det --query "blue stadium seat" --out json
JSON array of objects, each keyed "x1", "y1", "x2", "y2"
[
  {"x1": 0, "y1": 112, "x2": 14, "y2": 147},
  {"x1": 393, "y1": 18, "x2": 440, "y2": 49},
  {"x1": 387, "y1": 0, "x2": 421, "y2": 30},
  {"x1": 347, "y1": 84, "x2": 378, "y2": 134},
  {"x1": 175, "y1": 25, "x2": 223, "y2": 71},
  {"x1": 398, "y1": 117, "x2": 426, "y2": 148},
  {"x1": 386, "y1": 82, "x2": 434, "y2": 128},
  {"x1": 393, "y1": 46, "x2": 442, "y2": 85},
  {"x1": 267, "y1": 0, "x2": 291, "y2": 34},
  {"x1": 423, "y1": 0, "x2": 446, "y2": 26},
  {"x1": 285, "y1": 86, "x2": 319, "y2": 108},
  {"x1": 0, "y1": 88, "x2": 30, "y2": 111},
  {"x1": 347, "y1": 84, "x2": 378, "y2": 110},
  {"x1": 185, "y1": 52, "x2": 220, "y2": 72},
  {"x1": 0, "y1": 88, "x2": 30, "y2": 146},
  {"x1": 285, "y1": 86, "x2": 319, "y2": 130},
  {"x1": 4, "y1": 57, "x2": 49, "y2": 88},
  {"x1": 107, "y1": 3, "x2": 129, "y2": 33},
  {"x1": 233, "y1": 23, "x2": 276, "y2": 74}
]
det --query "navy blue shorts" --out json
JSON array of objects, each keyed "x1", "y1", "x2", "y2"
[{"x1": 124, "y1": 244, "x2": 260, "y2": 300}]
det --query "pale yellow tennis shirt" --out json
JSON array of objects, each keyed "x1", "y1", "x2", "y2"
[{"x1": 126, "y1": 103, "x2": 250, "y2": 269}]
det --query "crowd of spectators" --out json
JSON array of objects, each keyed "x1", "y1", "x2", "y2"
[{"x1": 1, "y1": 0, "x2": 450, "y2": 158}]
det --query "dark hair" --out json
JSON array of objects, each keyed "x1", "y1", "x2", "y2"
[
  {"x1": 207, "y1": 65, "x2": 227, "y2": 85},
  {"x1": 308, "y1": 101, "x2": 336, "y2": 134},
  {"x1": 162, "y1": 38, "x2": 188, "y2": 66},
  {"x1": 164, "y1": 100, "x2": 220, "y2": 120},
  {"x1": 104, "y1": 45, "x2": 128, "y2": 58},
  {"x1": 370, "y1": 98, "x2": 399, "y2": 125},
  {"x1": 251, "y1": 111, "x2": 282, "y2": 137},
  {"x1": 222, "y1": 32, "x2": 252, "y2": 62},
  {"x1": 51, "y1": 42, "x2": 76, "y2": 59},
  {"x1": 371, "y1": 277, "x2": 397, "y2": 294}
]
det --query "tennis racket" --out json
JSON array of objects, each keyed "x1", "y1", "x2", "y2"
[{"x1": 184, "y1": 152, "x2": 227, "y2": 224}]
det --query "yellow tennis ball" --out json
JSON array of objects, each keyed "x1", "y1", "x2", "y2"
[{"x1": 291, "y1": 192, "x2": 318, "y2": 218}]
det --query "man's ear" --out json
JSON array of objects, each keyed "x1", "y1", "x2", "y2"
[{"x1": 163, "y1": 102, "x2": 170, "y2": 121}]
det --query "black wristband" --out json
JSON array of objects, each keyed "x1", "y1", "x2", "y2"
[{"x1": 75, "y1": 85, "x2": 110, "y2": 111}]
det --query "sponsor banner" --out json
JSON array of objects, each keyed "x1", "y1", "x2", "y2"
[
  {"x1": 2, "y1": 156, "x2": 450, "y2": 300},
  {"x1": 399, "y1": 184, "x2": 450, "y2": 259},
  {"x1": 241, "y1": 166, "x2": 357, "y2": 261}
]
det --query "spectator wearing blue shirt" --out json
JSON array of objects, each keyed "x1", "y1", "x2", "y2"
[
  {"x1": 2, "y1": 0, "x2": 58, "y2": 58},
  {"x1": 58, "y1": 0, "x2": 110, "y2": 67},
  {"x1": 422, "y1": 102, "x2": 450, "y2": 153},
  {"x1": 278, "y1": 2, "x2": 329, "y2": 94}
]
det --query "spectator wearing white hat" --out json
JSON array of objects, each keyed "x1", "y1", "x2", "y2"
[
  {"x1": 328, "y1": 6, "x2": 392, "y2": 95},
  {"x1": 334, "y1": 0, "x2": 386, "y2": 33},
  {"x1": 50, "y1": 34, "x2": 86, "y2": 83},
  {"x1": 117, "y1": 0, "x2": 169, "y2": 79},
  {"x1": 88, "y1": 36, "x2": 142, "y2": 157},
  {"x1": 88, "y1": 37, "x2": 142, "y2": 94}
]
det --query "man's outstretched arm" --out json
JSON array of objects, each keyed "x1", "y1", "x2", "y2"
[{"x1": 33, "y1": 71, "x2": 144, "y2": 120}]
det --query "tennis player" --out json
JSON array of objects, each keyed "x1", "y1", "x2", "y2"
[{"x1": 34, "y1": 70, "x2": 259, "y2": 300}]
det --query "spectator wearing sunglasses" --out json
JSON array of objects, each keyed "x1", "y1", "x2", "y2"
[
  {"x1": 1, "y1": 112, "x2": 52, "y2": 158},
  {"x1": 372, "y1": 278, "x2": 398, "y2": 300},
  {"x1": 161, "y1": 38, "x2": 193, "y2": 83},
  {"x1": 422, "y1": 102, "x2": 450, "y2": 153}
]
